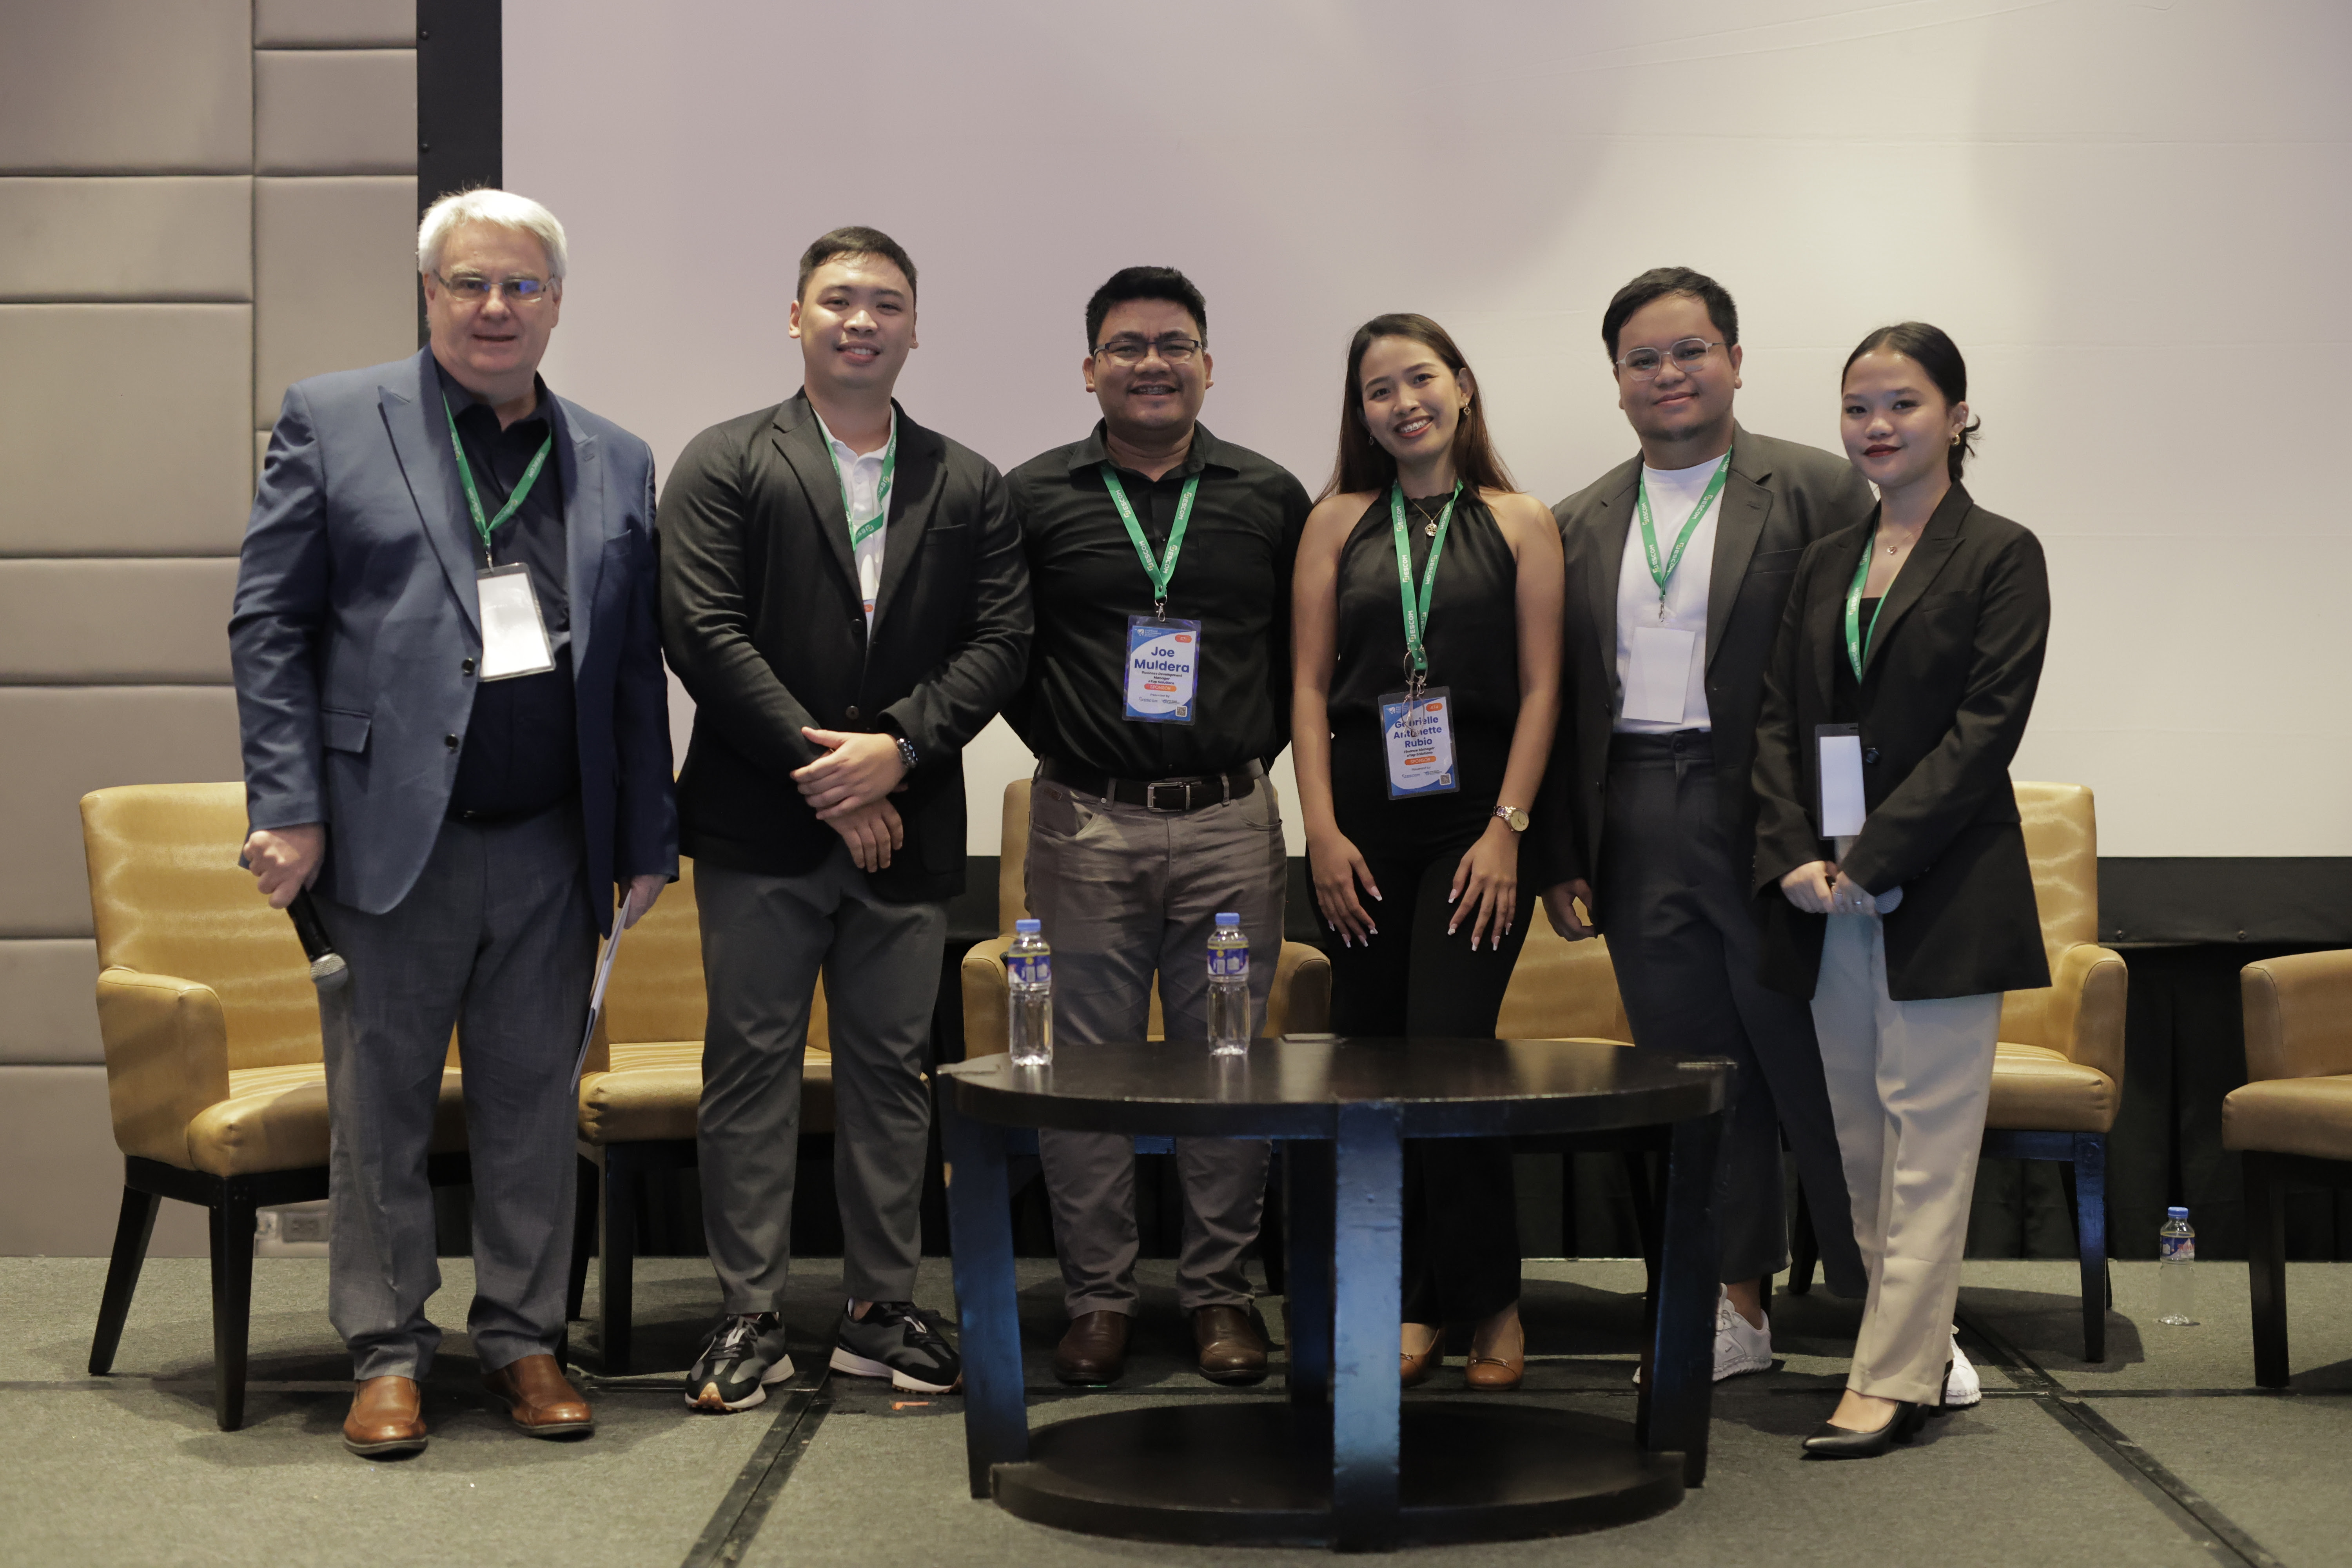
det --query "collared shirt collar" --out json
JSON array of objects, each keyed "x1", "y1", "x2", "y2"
[
  {"x1": 1066, "y1": 419, "x2": 1236, "y2": 479},
  {"x1": 811, "y1": 404, "x2": 898, "y2": 465},
  {"x1": 433, "y1": 355, "x2": 552, "y2": 432}
]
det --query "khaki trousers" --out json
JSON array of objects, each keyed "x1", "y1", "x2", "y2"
[{"x1": 1812, "y1": 913, "x2": 2002, "y2": 1404}]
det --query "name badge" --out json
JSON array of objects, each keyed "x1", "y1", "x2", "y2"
[
  {"x1": 1124, "y1": 615, "x2": 1201, "y2": 724},
  {"x1": 1816, "y1": 722, "x2": 1866, "y2": 838},
  {"x1": 1623, "y1": 624, "x2": 1696, "y2": 724},
  {"x1": 1380, "y1": 686, "x2": 1459, "y2": 799},
  {"x1": 476, "y1": 564, "x2": 556, "y2": 681}
]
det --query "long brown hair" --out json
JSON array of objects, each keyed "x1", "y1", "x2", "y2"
[{"x1": 1321, "y1": 313, "x2": 1515, "y2": 500}]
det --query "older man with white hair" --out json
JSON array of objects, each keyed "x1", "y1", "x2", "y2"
[{"x1": 230, "y1": 189, "x2": 676, "y2": 1456}]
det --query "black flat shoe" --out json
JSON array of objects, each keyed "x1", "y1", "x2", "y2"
[{"x1": 1802, "y1": 1400, "x2": 1926, "y2": 1459}]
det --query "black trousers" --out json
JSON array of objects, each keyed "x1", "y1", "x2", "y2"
[{"x1": 1325, "y1": 754, "x2": 1533, "y2": 1325}]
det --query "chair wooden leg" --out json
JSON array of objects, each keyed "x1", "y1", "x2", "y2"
[
  {"x1": 1622, "y1": 1149, "x2": 1662, "y2": 1305},
  {"x1": 90, "y1": 1185, "x2": 161, "y2": 1375},
  {"x1": 210, "y1": 1186, "x2": 259, "y2": 1432},
  {"x1": 565, "y1": 1153, "x2": 598, "y2": 1323},
  {"x1": 1787, "y1": 1180, "x2": 1819, "y2": 1297},
  {"x1": 599, "y1": 1149, "x2": 638, "y2": 1376},
  {"x1": 2244, "y1": 1151, "x2": 2290, "y2": 1388},
  {"x1": 1256, "y1": 1145, "x2": 1287, "y2": 1298},
  {"x1": 2069, "y1": 1134, "x2": 2109, "y2": 1363}
]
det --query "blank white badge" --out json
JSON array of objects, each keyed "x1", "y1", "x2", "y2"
[
  {"x1": 1623, "y1": 624, "x2": 1696, "y2": 724},
  {"x1": 1816, "y1": 724, "x2": 1866, "y2": 838},
  {"x1": 476, "y1": 564, "x2": 556, "y2": 681}
]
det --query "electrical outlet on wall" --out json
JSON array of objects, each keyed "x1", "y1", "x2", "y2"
[{"x1": 254, "y1": 1200, "x2": 330, "y2": 1258}]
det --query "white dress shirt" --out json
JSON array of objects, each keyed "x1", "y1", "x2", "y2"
[
  {"x1": 814, "y1": 408, "x2": 897, "y2": 629},
  {"x1": 1612, "y1": 453, "x2": 1727, "y2": 733}
]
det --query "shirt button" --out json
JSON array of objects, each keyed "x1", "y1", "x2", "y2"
[
  {"x1": 445, "y1": 733, "x2": 461, "y2": 751},
  {"x1": 461, "y1": 658, "x2": 475, "y2": 676},
  {"x1": 845, "y1": 705, "x2": 860, "y2": 720}
]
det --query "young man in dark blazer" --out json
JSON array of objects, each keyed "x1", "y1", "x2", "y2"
[
  {"x1": 1539, "y1": 267, "x2": 1873, "y2": 1376},
  {"x1": 659, "y1": 227, "x2": 1031, "y2": 1408}
]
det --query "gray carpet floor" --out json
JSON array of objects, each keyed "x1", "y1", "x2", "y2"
[{"x1": 2, "y1": 1253, "x2": 2344, "y2": 1566}]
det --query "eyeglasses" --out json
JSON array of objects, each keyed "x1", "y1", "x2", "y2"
[
  {"x1": 1092, "y1": 335, "x2": 1203, "y2": 365},
  {"x1": 1614, "y1": 337, "x2": 1722, "y2": 378},
  {"x1": 434, "y1": 271, "x2": 555, "y2": 306}
]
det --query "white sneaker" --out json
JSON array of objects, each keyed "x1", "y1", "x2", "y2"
[
  {"x1": 1942, "y1": 1335, "x2": 1981, "y2": 1410},
  {"x1": 1713, "y1": 1292, "x2": 1773, "y2": 1380}
]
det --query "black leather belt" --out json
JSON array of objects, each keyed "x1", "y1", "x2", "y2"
[{"x1": 1039, "y1": 757, "x2": 1258, "y2": 813}]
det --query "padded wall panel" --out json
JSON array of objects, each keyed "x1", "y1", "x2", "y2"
[
  {"x1": 0, "y1": 941, "x2": 104, "y2": 1065},
  {"x1": 0, "y1": 178, "x2": 251, "y2": 302},
  {"x1": 0, "y1": 559, "x2": 238, "y2": 683},
  {"x1": 254, "y1": 50, "x2": 419, "y2": 175},
  {"x1": 255, "y1": 0, "x2": 418, "y2": 48},
  {"x1": 0, "y1": 305, "x2": 254, "y2": 556},
  {"x1": 0, "y1": 1, "x2": 252, "y2": 174},
  {"x1": 0, "y1": 1067, "x2": 209, "y2": 1256},
  {"x1": 0, "y1": 687, "x2": 245, "y2": 939},
  {"x1": 254, "y1": 178, "x2": 423, "y2": 425}
]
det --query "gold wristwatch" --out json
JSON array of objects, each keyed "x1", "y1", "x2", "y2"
[{"x1": 1492, "y1": 804, "x2": 1529, "y2": 833}]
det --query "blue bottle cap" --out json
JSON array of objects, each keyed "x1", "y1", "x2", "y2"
[
  {"x1": 1215, "y1": 912, "x2": 1240, "y2": 926},
  {"x1": 1016, "y1": 918, "x2": 1042, "y2": 934},
  {"x1": 2167, "y1": 1205, "x2": 2189, "y2": 1218}
]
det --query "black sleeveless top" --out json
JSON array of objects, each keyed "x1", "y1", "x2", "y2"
[{"x1": 1328, "y1": 489, "x2": 1521, "y2": 733}]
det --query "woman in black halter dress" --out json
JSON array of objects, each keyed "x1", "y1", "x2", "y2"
[{"x1": 1290, "y1": 314, "x2": 1563, "y2": 1390}]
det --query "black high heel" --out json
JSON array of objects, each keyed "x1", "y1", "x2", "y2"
[
  {"x1": 1929, "y1": 1357, "x2": 1955, "y2": 1417},
  {"x1": 1801, "y1": 1399, "x2": 1926, "y2": 1459}
]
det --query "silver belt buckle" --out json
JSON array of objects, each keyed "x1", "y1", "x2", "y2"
[{"x1": 1145, "y1": 780, "x2": 1189, "y2": 812}]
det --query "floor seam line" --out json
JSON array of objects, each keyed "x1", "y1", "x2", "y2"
[{"x1": 679, "y1": 1368, "x2": 834, "y2": 1568}]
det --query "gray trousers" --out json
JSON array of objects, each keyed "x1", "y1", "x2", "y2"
[
  {"x1": 1027, "y1": 771, "x2": 1283, "y2": 1317},
  {"x1": 696, "y1": 844, "x2": 945, "y2": 1311},
  {"x1": 1597, "y1": 732, "x2": 1867, "y2": 1297},
  {"x1": 316, "y1": 805, "x2": 595, "y2": 1381}
]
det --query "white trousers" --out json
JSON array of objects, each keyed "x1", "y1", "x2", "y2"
[{"x1": 1812, "y1": 914, "x2": 2002, "y2": 1403}]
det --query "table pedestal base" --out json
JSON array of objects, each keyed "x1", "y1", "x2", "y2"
[{"x1": 990, "y1": 1402, "x2": 1683, "y2": 1549}]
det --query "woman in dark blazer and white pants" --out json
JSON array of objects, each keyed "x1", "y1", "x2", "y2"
[{"x1": 1751, "y1": 322, "x2": 2051, "y2": 1458}]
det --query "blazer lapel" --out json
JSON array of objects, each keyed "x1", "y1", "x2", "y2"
[
  {"x1": 553, "y1": 395, "x2": 606, "y2": 677},
  {"x1": 1583, "y1": 459, "x2": 1639, "y2": 701},
  {"x1": 771, "y1": 396, "x2": 861, "y2": 601},
  {"x1": 868, "y1": 406, "x2": 937, "y2": 631},
  {"x1": 1860, "y1": 484, "x2": 1972, "y2": 678},
  {"x1": 378, "y1": 348, "x2": 480, "y2": 633},
  {"x1": 1706, "y1": 436, "x2": 1770, "y2": 673}
]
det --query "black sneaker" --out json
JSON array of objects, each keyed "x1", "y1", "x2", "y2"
[
  {"x1": 828, "y1": 1302, "x2": 962, "y2": 1393},
  {"x1": 685, "y1": 1312, "x2": 794, "y2": 1412}
]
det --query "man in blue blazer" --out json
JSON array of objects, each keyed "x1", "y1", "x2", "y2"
[{"x1": 230, "y1": 190, "x2": 676, "y2": 1458}]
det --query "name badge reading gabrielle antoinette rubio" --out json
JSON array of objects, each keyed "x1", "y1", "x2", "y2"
[
  {"x1": 1380, "y1": 686, "x2": 1460, "y2": 799},
  {"x1": 475, "y1": 564, "x2": 556, "y2": 681},
  {"x1": 1124, "y1": 615, "x2": 1201, "y2": 724}
]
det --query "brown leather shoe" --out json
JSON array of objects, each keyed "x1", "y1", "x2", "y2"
[
  {"x1": 1399, "y1": 1324, "x2": 1441, "y2": 1389},
  {"x1": 343, "y1": 1375, "x2": 427, "y2": 1457},
  {"x1": 1465, "y1": 1316, "x2": 1526, "y2": 1392},
  {"x1": 1054, "y1": 1310, "x2": 1129, "y2": 1386},
  {"x1": 481, "y1": 1353, "x2": 595, "y2": 1438},
  {"x1": 1192, "y1": 1304, "x2": 1269, "y2": 1386}
]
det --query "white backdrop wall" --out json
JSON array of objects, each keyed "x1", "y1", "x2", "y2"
[{"x1": 508, "y1": 0, "x2": 2352, "y2": 860}]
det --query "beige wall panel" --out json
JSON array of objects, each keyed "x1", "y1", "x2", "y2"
[
  {"x1": 0, "y1": 941, "x2": 104, "y2": 1065},
  {"x1": 0, "y1": 305, "x2": 254, "y2": 556},
  {"x1": 0, "y1": 178, "x2": 250, "y2": 302},
  {"x1": 0, "y1": 560, "x2": 238, "y2": 683},
  {"x1": 0, "y1": 687, "x2": 245, "y2": 940},
  {"x1": 254, "y1": 51, "x2": 419, "y2": 176},
  {"x1": 256, "y1": 0, "x2": 417, "y2": 48},
  {"x1": 0, "y1": 1067, "x2": 209, "y2": 1256},
  {"x1": 0, "y1": 2, "x2": 251, "y2": 174},
  {"x1": 254, "y1": 178, "x2": 423, "y2": 424}
]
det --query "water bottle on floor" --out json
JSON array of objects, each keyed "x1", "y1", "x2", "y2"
[
  {"x1": 1207, "y1": 913, "x2": 1251, "y2": 1056},
  {"x1": 2157, "y1": 1206, "x2": 2197, "y2": 1325},
  {"x1": 1007, "y1": 918, "x2": 1053, "y2": 1068}
]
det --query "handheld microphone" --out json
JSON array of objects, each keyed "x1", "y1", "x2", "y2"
[{"x1": 285, "y1": 889, "x2": 351, "y2": 991}]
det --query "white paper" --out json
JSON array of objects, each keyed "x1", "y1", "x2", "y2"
[
  {"x1": 477, "y1": 565, "x2": 556, "y2": 681},
  {"x1": 1818, "y1": 732, "x2": 1867, "y2": 838},
  {"x1": 572, "y1": 913, "x2": 629, "y2": 1093},
  {"x1": 1624, "y1": 624, "x2": 1697, "y2": 725}
]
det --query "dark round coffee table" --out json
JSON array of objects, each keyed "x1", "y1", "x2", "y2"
[{"x1": 940, "y1": 1035, "x2": 1730, "y2": 1552}]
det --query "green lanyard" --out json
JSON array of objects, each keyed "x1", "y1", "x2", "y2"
[
  {"x1": 1388, "y1": 480, "x2": 1462, "y2": 693},
  {"x1": 1100, "y1": 462, "x2": 1199, "y2": 615},
  {"x1": 442, "y1": 394, "x2": 554, "y2": 565},
  {"x1": 1843, "y1": 538, "x2": 1892, "y2": 681},
  {"x1": 824, "y1": 422, "x2": 897, "y2": 548},
  {"x1": 1634, "y1": 452, "x2": 1731, "y2": 619}
]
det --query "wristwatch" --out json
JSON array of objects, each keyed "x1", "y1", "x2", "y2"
[
  {"x1": 893, "y1": 734, "x2": 920, "y2": 773},
  {"x1": 1492, "y1": 804, "x2": 1529, "y2": 833}
]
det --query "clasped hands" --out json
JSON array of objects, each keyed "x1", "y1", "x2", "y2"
[
  {"x1": 1779, "y1": 860, "x2": 1882, "y2": 917},
  {"x1": 793, "y1": 726, "x2": 908, "y2": 872}
]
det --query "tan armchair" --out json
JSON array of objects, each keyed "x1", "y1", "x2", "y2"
[
  {"x1": 2225, "y1": 952, "x2": 2352, "y2": 1386},
  {"x1": 956, "y1": 779, "x2": 1332, "y2": 1065},
  {"x1": 79, "y1": 783, "x2": 468, "y2": 1430},
  {"x1": 564, "y1": 857, "x2": 837, "y2": 1373}
]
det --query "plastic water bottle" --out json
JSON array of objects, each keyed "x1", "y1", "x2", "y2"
[
  {"x1": 2157, "y1": 1206, "x2": 2197, "y2": 1325},
  {"x1": 1007, "y1": 919, "x2": 1053, "y2": 1068},
  {"x1": 1207, "y1": 913, "x2": 1251, "y2": 1056}
]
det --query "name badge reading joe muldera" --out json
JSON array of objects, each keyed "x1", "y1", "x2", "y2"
[
  {"x1": 1380, "y1": 686, "x2": 1459, "y2": 799},
  {"x1": 1124, "y1": 615, "x2": 1202, "y2": 724}
]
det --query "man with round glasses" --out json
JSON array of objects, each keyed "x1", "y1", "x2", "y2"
[
  {"x1": 1540, "y1": 266, "x2": 1875, "y2": 1379},
  {"x1": 1004, "y1": 266, "x2": 1311, "y2": 1388}
]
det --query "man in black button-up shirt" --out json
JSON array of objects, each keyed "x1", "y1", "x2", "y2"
[{"x1": 1005, "y1": 267, "x2": 1311, "y2": 1388}]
